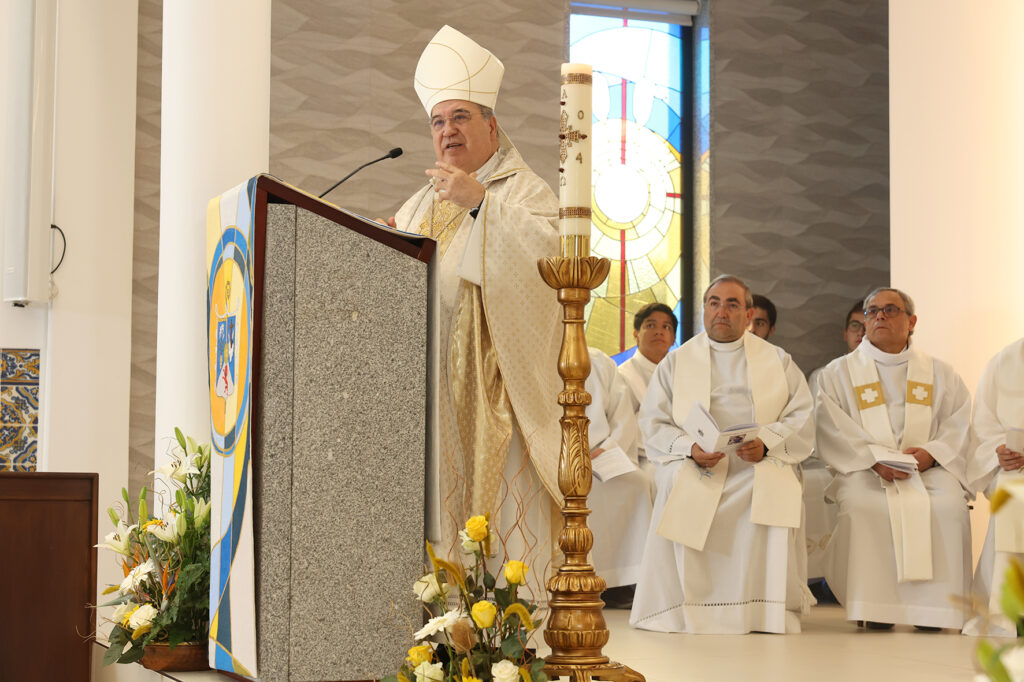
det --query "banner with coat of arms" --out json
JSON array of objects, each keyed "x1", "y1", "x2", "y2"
[{"x1": 206, "y1": 177, "x2": 259, "y2": 676}]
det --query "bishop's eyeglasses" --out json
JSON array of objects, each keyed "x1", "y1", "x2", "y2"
[{"x1": 429, "y1": 111, "x2": 478, "y2": 132}]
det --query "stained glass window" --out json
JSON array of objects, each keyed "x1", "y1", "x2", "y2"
[{"x1": 569, "y1": 14, "x2": 688, "y2": 363}]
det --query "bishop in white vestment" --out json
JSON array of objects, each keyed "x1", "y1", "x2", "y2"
[
  {"x1": 963, "y1": 337, "x2": 1024, "y2": 637},
  {"x1": 390, "y1": 26, "x2": 563, "y2": 597},
  {"x1": 585, "y1": 348, "x2": 654, "y2": 590},
  {"x1": 630, "y1": 276, "x2": 815, "y2": 634},
  {"x1": 815, "y1": 288, "x2": 972, "y2": 630}
]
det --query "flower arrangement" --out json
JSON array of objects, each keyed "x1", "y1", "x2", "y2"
[
  {"x1": 383, "y1": 515, "x2": 548, "y2": 682},
  {"x1": 95, "y1": 428, "x2": 212, "y2": 665}
]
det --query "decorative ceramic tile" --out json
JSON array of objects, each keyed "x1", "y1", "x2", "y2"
[
  {"x1": 1, "y1": 349, "x2": 41, "y2": 384},
  {"x1": 1, "y1": 385, "x2": 39, "y2": 426},
  {"x1": 10, "y1": 427, "x2": 37, "y2": 471}
]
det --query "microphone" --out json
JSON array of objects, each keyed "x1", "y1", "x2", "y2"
[{"x1": 319, "y1": 147, "x2": 403, "y2": 199}]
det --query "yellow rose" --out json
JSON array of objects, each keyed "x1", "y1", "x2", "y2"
[
  {"x1": 471, "y1": 600, "x2": 497, "y2": 628},
  {"x1": 504, "y1": 560, "x2": 528, "y2": 585},
  {"x1": 406, "y1": 644, "x2": 433, "y2": 667},
  {"x1": 465, "y1": 515, "x2": 488, "y2": 542}
]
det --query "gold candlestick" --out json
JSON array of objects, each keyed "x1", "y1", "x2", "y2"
[{"x1": 538, "y1": 234, "x2": 644, "y2": 682}]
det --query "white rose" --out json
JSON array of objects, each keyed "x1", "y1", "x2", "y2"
[
  {"x1": 491, "y1": 659, "x2": 520, "y2": 682},
  {"x1": 459, "y1": 529, "x2": 499, "y2": 556},
  {"x1": 413, "y1": 661, "x2": 444, "y2": 682},
  {"x1": 413, "y1": 573, "x2": 449, "y2": 603},
  {"x1": 127, "y1": 603, "x2": 159, "y2": 630},
  {"x1": 1001, "y1": 646, "x2": 1024, "y2": 682},
  {"x1": 413, "y1": 609, "x2": 462, "y2": 641}
]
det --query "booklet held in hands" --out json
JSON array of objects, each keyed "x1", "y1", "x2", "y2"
[{"x1": 683, "y1": 402, "x2": 760, "y2": 456}]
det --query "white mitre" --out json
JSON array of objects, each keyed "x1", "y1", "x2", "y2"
[{"x1": 414, "y1": 25, "x2": 504, "y2": 114}]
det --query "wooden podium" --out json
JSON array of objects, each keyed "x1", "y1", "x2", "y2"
[{"x1": 239, "y1": 176, "x2": 434, "y2": 681}]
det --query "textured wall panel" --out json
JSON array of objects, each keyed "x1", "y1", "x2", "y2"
[
  {"x1": 270, "y1": 0, "x2": 565, "y2": 220},
  {"x1": 128, "y1": 0, "x2": 162, "y2": 497},
  {"x1": 709, "y1": 0, "x2": 889, "y2": 374}
]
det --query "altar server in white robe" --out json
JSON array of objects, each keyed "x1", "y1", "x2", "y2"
[
  {"x1": 385, "y1": 26, "x2": 563, "y2": 597},
  {"x1": 619, "y1": 302, "x2": 677, "y2": 474},
  {"x1": 816, "y1": 287, "x2": 972, "y2": 630},
  {"x1": 804, "y1": 300, "x2": 865, "y2": 579},
  {"x1": 630, "y1": 275, "x2": 815, "y2": 634},
  {"x1": 585, "y1": 348, "x2": 654, "y2": 594},
  {"x1": 963, "y1": 337, "x2": 1024, "y2": 637}
]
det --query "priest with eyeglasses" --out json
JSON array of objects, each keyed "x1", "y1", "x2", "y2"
[{"x1": 815, "y1": 287, "x2": 972, "y2": 631}]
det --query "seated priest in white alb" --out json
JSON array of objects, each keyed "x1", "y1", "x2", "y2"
[
  {"x1": 382, "y1": 26, "x2": 563, "y2": 596},
  {"x1": 963, "y1": 337, "x2": 1024, "y2": 637},
  {"x1": 805, "y1": 299, "x2": 866, "y2": 583},
  {"x1": 618, "y1": 302, "x2": 678, "y2": 473},
  {"x1": 629, "y1": 275, "x2": 815, "y2": 634},
  {"x1": 815, "y1": 287, "x2": 972, "y2": 631},
  {"x1": 585, "y1": 348, "x2": 654, "y2": 608}
]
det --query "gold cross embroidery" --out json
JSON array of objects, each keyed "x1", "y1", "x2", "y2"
[
  {"x1": 907, "y1": 381, "x2": 933, "y2": 406},
  {"x1": 558, "y1": 109, "x2": 588, "y2": 166},
  {"x1": 856, "y1": 382, "x2": 885, "y2": 410}
]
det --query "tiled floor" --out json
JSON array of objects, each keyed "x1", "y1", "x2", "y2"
[{"x1": 594, "y1": 604, "x2": 989, "y2": 682}]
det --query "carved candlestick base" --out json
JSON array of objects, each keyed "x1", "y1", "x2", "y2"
[{"x1": 537, "y1": 250, "x2": 645, "y2": 682}]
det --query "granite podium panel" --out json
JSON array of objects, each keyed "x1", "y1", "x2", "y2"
[{"x1": 249, "y1": 176, "x2": 433, "y2": 681}]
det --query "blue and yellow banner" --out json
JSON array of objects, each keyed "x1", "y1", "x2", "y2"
[{"x1": 206, "y1": 177, "x2": 258, "y2": 676}]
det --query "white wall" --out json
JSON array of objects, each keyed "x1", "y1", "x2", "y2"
[
  {"x1": 44, "y1": 0, "x2": 138, "y2": 613},
  {"x1": 890, "y1": 0, "x2": 1024, "y2": 561}
]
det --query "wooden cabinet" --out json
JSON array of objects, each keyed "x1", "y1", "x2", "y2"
[{"x1": 0, "y1": 472, "x2": 98, "y2": 681}]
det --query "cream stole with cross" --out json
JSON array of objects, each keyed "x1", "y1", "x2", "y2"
[
  {"x1": 656, "y1": 332, "x2": 801, "y2": 551},
  {"x1": 994, "y1": 342, "x2": 1024, "y2": 552},
  {"x1": 847, "y1": 344, "x2": 934, "y2": 582}
]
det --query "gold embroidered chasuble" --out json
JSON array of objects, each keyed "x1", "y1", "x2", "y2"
[{"x1": 395, "y1": 139, "x2": 562, "y2": 551}]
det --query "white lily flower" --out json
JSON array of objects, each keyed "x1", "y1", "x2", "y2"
[
  {"x1": 157, "y1": 452, "x2": 200, "y2": 484},
  {"x1": 95, "y1": 522, "x2": 135, "y2": 555},
  {"x1": 128, "y1": 603, "x2": 159, "y2": 630},
  {"x1": 413, "y1": 609, "x2": 462, "y2": 641},
  {"x1": 120, "y1": 558, "x2": 158, "y2": 593},
  {"x1": 146, "y1": 512, "x2": 181, "y2": 543}
]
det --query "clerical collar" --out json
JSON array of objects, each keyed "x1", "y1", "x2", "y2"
[
  {"x1": 860, "y1": 337, "x2": 912, "y2": 366},
  {"x1": 631, "y1": 351, "x2": 658, "y2": 371},
  {"x1": 473, "y1": 148, "x2": 502, "y2": 184},
  {"x1": 709, "y1": 335, "x2": 744, "y2": 352}
]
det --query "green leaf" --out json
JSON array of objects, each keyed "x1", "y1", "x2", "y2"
[
  {"x1": 501, "y1": 634, "x2": 525, "y2": 659},
  {"x1": 381, "y1": 676, "x2": 400, "y2": 682},
  {"x1": 118, "y1": 643, "x2": 146, "y2": 664},
  {"x1": 175, "y1": 427, "x2": 187, "y2": 451},
  {"x1": 176, "y1": 488, "x2": 187, "y2": 510},
  {"x1": 484, "y1": 571, "x2": 496, "y2": 590},
  {"x1": 977, "y1": 640, "x2": 1012, "y2": 682},
  {"x1": 102, "y1": 641, "x2": 126, "y2": 666},
  {"x1": 98, "y1": 593, "x2": 132, "y2": 608}
]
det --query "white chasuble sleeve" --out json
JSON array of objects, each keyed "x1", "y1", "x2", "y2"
[
  {"x1": 916, "y1": 362, "x2": 972, "y2": 488},
  {"x1": 586, "y1": 349, "x2": 639, "y2": 462},
  {"x1": 638, "y1": 351, "x2": 694, "y2": 464},
  {"x1": 756, "y1": 350, "x2": 815, "y2": 465}
]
